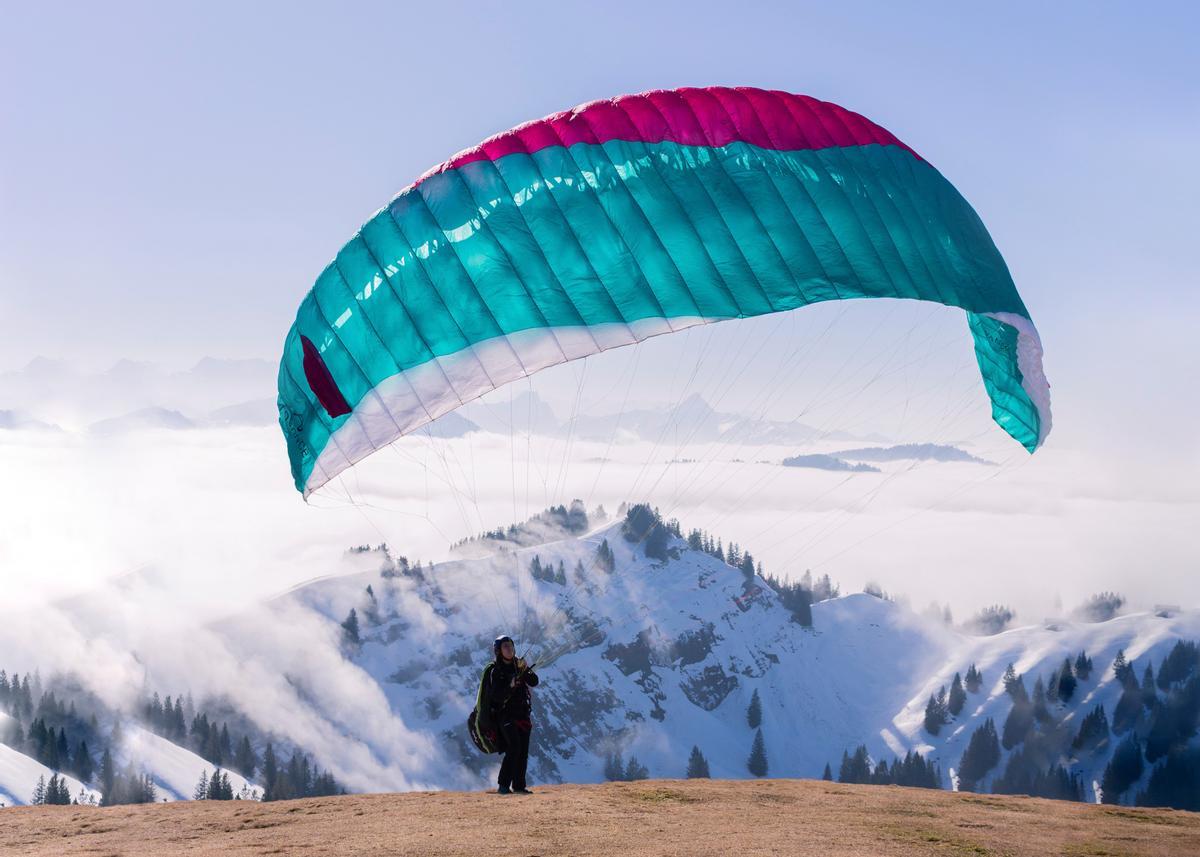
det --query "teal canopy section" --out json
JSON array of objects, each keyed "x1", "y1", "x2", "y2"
[{"x1": 279, "y1": 139, "x2": 1049, "y2": 496}]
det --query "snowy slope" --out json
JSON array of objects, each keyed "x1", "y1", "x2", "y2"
[
  {"x1": 897, "y1": 609, "x2": 1200, "y2": 801},
  {"x1": 0, "y1": 713, "x2": 102, "y2": 807},
  {"x1": 125, "y1": 726, "x2": 262, "y2": 801},
  {"x1": 281, "y1": 520, "x2": 1200, "y2": 796}
]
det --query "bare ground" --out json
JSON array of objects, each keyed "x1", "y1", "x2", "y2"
[{"x1": 3, "y1": 779, "x2": 1198, "y2": 857}]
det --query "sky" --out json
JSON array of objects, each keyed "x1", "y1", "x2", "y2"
[{"x1": 1, "y1": 2, "x2": 1198, "y2": 624}]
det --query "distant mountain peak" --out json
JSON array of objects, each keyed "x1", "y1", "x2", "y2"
[
  {"x1": 89, "y1": 407, "x2": 195, "y2": 434},
  {"x1": 17, "y1": 356, "x2": 73, "y2": 376},
  {"x1": 0, "y1": 409, "x2": 61, "y2": 431}
]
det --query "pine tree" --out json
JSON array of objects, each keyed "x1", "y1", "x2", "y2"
[
  {"x1": 47, "y1": 773, "x2": 71, "y2": 804},
  {"x1": 262, "y1": 743, "x2": 279, "y2": 801},
  {"x1": 41, "y1": 774, "x2": 66, "y2": 804},
  {"x1": 208, "y1": 769, "x2": 233, "y2": 800},
  {"x1": 603, "y1": 753, "x2": 624, "y2": 781},
  {"x1": 739, "y1": 552, "x2": 756, "y2": 586},
  {"x1": 1002, "y1": 663, "x2": 1021, "y2": 697},
  {"x1": 822, "y1": 762, "x2": 833, "y2": 781},
  {"x1": 624, "y1": 756, "x2": 649, "y2": 781},
  {"x1": 1032, "y1": 677, "x2": 1052, "y2": 724},
  {"x1": 1002, "y1": 693, "x2": 1034, "y2": 749},
  {"x1": 1072, "y1": 705, "x2": 1110, "y2": 751},
  {"x1": 747, "y1": 729, "x2": 768, "y2": 777},
  {"x1": 341, "y1": 608, "x2": 361, "y2": 646},
  {"x1": 1046, "y1": 665, "x2": 1061, "y2": 702},
  {"x1": 1101, "y1": 734, "x2": 1144, "y2": 804},
  {"x1": 194, "y1": 770, "x2": 209, "y2": 800},
  {"x1": 235, "y1": 735, "x2": 257, "y2": 778},
  {"x1": 746, "y1": 689, "x2": 762, "y2": 729},
  {"x1": 1075, "y1": 651, "x2": 1093, "y2": 681},
  {"x1": 965, "y1": 664, "x2": 982, "y2": 694},
  {"x1": 686, "y1": 745, "x2": 710, "y2": 778},
  {"x1": 1113, "y1": 649, "x2": 1135, "y2": 687},
  {"x1": 924, "y1": 688, "x2": 949, "y2": 735},
  {"x1": 72, "y1": 740, "x2": 94, "y2": 784},
  {"x1": 31, "y1": 775, "x2": 46, "y2": 805},
  {"x1": 1058, "y1": 658, "x2": 1077, "y2": 702},
  {"x1": 98, "y1": 748, "x2": 116, "y2": 806},
  {"x1": 1113, "y1": 675, "x2": 1144, "y2": 734},
  {"x1": 948, "y1": 673, "x2": 966, "y2": 716},
  {"x1": 596, "y1": 540, "x2": 615, "y2": 574},
  {"x1": 1141, "y1": 665, "x2": 1157, "y2": 709},
  {"x1": 148, "y1": 692, "x2": 163, "y2": 732},
  {"x1": 958, "y1": 719, "x2": 1001, "y2": 791},
  {"x1": 838, "y1": 746, "x2": 872, "y2": 784},
  {"x1": 208, "y1": 722, "x2": 224, "y2": 765}
]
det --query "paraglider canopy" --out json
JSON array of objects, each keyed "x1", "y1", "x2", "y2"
[{"x1": 278, "y1": 86, "x2": 1050, "y2": 497}]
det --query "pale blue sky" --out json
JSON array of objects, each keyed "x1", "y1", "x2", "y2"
[{"x1": 2, "y1": 1, "x2": 1198, "y2": 448}]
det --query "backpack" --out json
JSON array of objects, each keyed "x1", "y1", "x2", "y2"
[{"x1": 467, "y1": 663, "x2": 502, "y2": 754}]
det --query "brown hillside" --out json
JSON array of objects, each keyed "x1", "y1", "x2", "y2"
[{"x1": 3, "y1": 778, "x2": 1197, "y2": 857}]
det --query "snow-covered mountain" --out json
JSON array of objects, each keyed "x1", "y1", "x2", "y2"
[
  {"x1": 3, "y1": 514, "x2": 1194, "y2": 807},
  {"x1": 89, "y1": 407, "x2": 195, "y2": 434},
  {"x1": 207, "y1": 398, "x2": 278, "y2": 427},
  {"x1": 0, "y1": 356, "x2": 275, "y2": 427},
  {"x1": 0, "y1": 410, "x2": 60, "y2": 431},
  {"x1": 281, "y1": 518, "x2": 1200, "y2": 800}
]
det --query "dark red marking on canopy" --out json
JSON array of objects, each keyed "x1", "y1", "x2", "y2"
[
  {"x1": 301, "y1": 334, "x2": 352, "y2": 418},
  {"x1": 415, "y1": 87, "x2": 920, "y2": 188}
]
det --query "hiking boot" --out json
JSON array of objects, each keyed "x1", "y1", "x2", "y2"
[
  {"x1": 513, "y1": 787, "x2": 533, "y2": 795},
  {"x1": 497, "y1": 786, "x2": 512, "y2": 795}
]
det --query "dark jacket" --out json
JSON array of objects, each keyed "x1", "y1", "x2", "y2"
[{"x1": 488, "y1": 658, "x2": 539, "y2": 722}]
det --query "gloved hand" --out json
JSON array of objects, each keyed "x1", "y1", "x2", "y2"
[{"x1": 515, "y1": 657, "x2": 527, "y2": 671}]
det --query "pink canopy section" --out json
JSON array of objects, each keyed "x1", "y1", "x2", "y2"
[{"x1": 416, "y1": 86, "x2": 922, "y2": 189}]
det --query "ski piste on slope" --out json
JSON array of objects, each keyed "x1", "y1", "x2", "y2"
[
  {"x1": 0, "y1": 714, "x2": 260, "y2": 807},
  {"x1": 289, "y1": 519, "x2": 1200, "y2": 799}
]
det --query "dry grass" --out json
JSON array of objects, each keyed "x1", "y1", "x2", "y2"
[{"x1": 2, "y1": 778, "x2": 1197, "y2": 857}]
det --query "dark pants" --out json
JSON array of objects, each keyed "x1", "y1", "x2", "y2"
[{"x1": 498, "y1": 721, "x2": 531, "y2": 790}]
